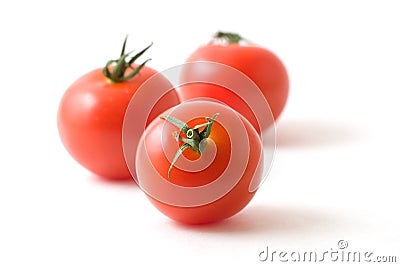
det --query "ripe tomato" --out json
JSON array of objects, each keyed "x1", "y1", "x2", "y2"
[
  {"x1": 135, "y1": 100, "x2": 264, "y2": 224},
  {"x1": 179, "y1": 31, "x2": 289, "y2": 132},
  {"x1": 57, "y1": 38, "x2": 180, "y2": 180}
]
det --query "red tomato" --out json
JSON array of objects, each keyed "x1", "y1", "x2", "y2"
[
  {"x1": 179, "y1": 31, "x2": 289, "y2": 132},
  {"x1": 58, "y1": 38, "x2": 180, "y2": 180},
  {"x1": 135, "y1": 100, "x2": 264, "y2": 224}
]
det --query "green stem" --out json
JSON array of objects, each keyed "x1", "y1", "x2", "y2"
[
  {"x1": 160, "y1": 113, "x2": 219, "y2": 179},
  {"x1": 102, "y1": 36, "x2": 152, "y2": 83},
  {"x1": 214, "y1": 31, "x2": 243, "y2": 44}
]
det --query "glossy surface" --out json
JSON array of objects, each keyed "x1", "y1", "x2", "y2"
[
  {"x1": 136, "y1": 101, "x2": 264, "y2": 224},
  {"x1": 57, "y1": 66, "x2": 180, "y2": 180}
]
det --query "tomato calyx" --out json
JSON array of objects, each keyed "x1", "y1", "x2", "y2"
[
  {"x1": 102, "y1": 36, "x2": 152, "y2": 83},
  {"x1": 160, "y1": 113, "x2": 220, "y2": 179},
  {"x1": 213, "y1": 31, "x2": 244, "y2": 44}
]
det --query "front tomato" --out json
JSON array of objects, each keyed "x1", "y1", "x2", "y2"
[
  {"x1": 135, "y1": 100, "x2": 264, "y2": 224},
  {"x1": 57, "y1": 38, "x2": 180, "y2": 180}
]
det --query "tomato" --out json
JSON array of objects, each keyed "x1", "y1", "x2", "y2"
[
  {"x1": 179, "y1": 31, "x2": 289, "y2": 133},
  {"x1": 135, "y1": 100, "x2": 264, "y2": 224},
  {"x1": 57, "y1": 38, "x2": 180, "y2": 180}
]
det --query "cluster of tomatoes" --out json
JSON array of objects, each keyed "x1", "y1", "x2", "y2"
[{"x1": 57, "y1": 32, "x2": 289, "y2": 224}]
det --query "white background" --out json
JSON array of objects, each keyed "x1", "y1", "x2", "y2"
[{"x1": 1, "y1": 0, "x2": 399, "y2": 266}]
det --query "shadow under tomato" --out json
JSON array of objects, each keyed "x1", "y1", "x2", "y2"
[
  {"x1": 276, "y1": 118, "x2": 362, "y2": 149},
  {"x1": 170, "y1": 203, "x2": 338, "y2": 236},
  {"x1": 89, "y1": 173, "x2": 139, "y2": 189}
]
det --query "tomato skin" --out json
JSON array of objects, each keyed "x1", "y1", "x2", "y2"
[
  {"x1": 135, "y1": 101, "x2": 263, "y2": 224},
  {"x1": 179, "y1": 43, "x2": 289, "y2": 131},
  {"x1": 57, "y1": 65, "x2": 180, "y2": 180}
]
